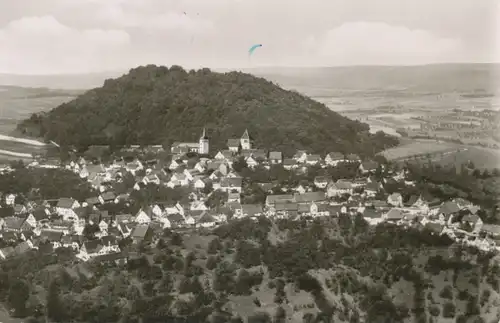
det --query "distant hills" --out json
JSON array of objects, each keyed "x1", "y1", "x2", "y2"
[
  {"x1": 244, "y1": 63, "x2": 498, "y2": 94},
  {"x1": 16, "y1": 65, "x2": 398, "y2": 156},
  {"x1": 0, "y1": 63, "x2": 497, "y2": 93}
]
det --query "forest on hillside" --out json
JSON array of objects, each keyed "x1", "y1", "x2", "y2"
[{"x1": 17, "y1": 65, "x2": 398, "y2": 157}]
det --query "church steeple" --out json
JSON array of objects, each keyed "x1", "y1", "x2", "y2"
[
  {"x1": 240, "y1": 129, "x2": 252, "y2": 150},
  {"x1": 199, "y1": 127, "x2": 209, "y2": 154},
  {"x1": 201, "y1": 127, "x2": 208, "y2": 140}
]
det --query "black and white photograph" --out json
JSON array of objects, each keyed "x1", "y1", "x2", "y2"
[{"x1": 0, "y1": 0, "x2": 498, "y2": 322}]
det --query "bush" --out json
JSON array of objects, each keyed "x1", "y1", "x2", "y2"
[
  {"x1": 439, "y1": 286, "x2": 453, "y2": 300},
  {"x1": 428, "y1": 305, "x2": 440, "y2": 317},
  {"x1": 442, "y1": 302, "x2": 456, "y2": 318}
]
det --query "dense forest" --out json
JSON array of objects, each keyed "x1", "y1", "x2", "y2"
[
  {"x1": 17, "y1": 65, "x2": 398, "y2": 157},
  {"x1": 4, "y1": 217, "x2": 499, "y2": 323}
]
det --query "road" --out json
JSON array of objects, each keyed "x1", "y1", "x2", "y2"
[{"x1": 0, "y1": 134, "x2": 46, "y2": 146}]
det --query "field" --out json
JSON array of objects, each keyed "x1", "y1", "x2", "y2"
[
  {"x1": 0, "y1": 85, "x2": 80, "y2": 134},
  {"x1": 380, "y1": 140, "x2": 460, "y2": 160},
  {"x1": 0, "y1": 86, "x2": 76, "y2": 158},
  {"x1": 435, "y1": 147, "x2": 500, "y2": 170}
]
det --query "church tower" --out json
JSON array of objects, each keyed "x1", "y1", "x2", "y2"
[
  {"x1": 199, "y1": 128, "x2": 209, "y2": 154},
  {"x1": 240, "y1": 129, "x2": 252, "y2": 150}
]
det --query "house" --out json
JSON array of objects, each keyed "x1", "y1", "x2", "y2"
[
  {"x1": 293, "y1": 151, "x2": 308, "y2": 163},
  {"x1": 115, "y1": 213, "x2": 134, "y2": 224},
  {"x1": 328, "y1": 205, "x2": 347, "y2": 217},
  {"x1": 461, "y1": 213, "x2": 483, "y2": 232},
  {"x1": 436, "y1": 201, "x2": 461, "y2": 222},
  {"x1": 425, "y1": 223, "x2": 445, "y2": 235},
  {"x1": 47, "y1": 220, "x2": 73, "y2": 235},
  {"x1": 269, "y1": 151, "x2": 282, "y2": 164},
  {"x1": 142, "y1": 173, "x2": 161, "y2": 185},
  {"x1": 245, "y1": 156, "x2": 259, "y2": 168},
  {"x1": 80, "y1": 240, "x2": 104, "y2": 259},
  {"x1": 196, "y1": 212, "x2": 217, "y2": 228},
  {"x1": 0, "y1": 247, "x2": 15, "y2": 260},
  {"x1": 98, "y1": 220, "x2": 109, "y2": 233},
  {"x1": 100, "y1": 235, "x2": 120, "y2": 253},
  {"x1": 62, "y1": 235, "x2": 82, "y2": 251},
  {"x1": 193, "y1": 177, "x2": 209, "y2": 190},
  {"x1": 99, "y1": 192, "x2": 116, "y2": 204},
  {"x1": 215, "y1": 150, "x2": 234, "y2": 161},
  {"x1": 240, "y1": 204, "x2": 264, "y2": 219},
  {"x1": 5, "y1": 194, "x2": 16, "y2": 206},
  {"x1": 167, "y1": 213, "x2": 185, "y2": 228},
  {"x1": 313, "y1": 176, "x2": 329, "y2": 189},
  {"x1": 265, "y1": 194, "x2": 294, "y2": 207},
  {"x1": 2, "y1": 231, "x2": 18, "y2": 242},
  {"x1": 481, "y1": 224, "x2": 500, "y2": 238},
  {"x1": 190, "y1": 201, "x2": 208, "y2": 211},
  {"x1": 85, "y1": 196, "x2": 101, "y2": 207},
  {"x1": 227, "y1": 192, "x2": 241, "y2": 203},
  {"x1": 346, "y1": 154, "x2": 361, "y2": 163},
  {"x1": 134, "y1": 209, "x2": 152, "y2": 224},
  {"x1": 227, "y1": 139, "x2": 241, "y2": 152},
  {"x1": 306, "y1": 155, "x2": 321, "y2": 166},
  {"x1": 23, "y1": 213, "x2": 37, "y2": 228},
  {"x1": 13, "y1": 204, "x2": 27, "y2": 214},
  {"x1": 275, "y1": 202, "x2": 299, "y2": 218},
  {"x1": 125, "y1": 160, "x2": 144, "y2": 174},
  {"x1": 130, "y1": 225, "x2": 154, "y2": 244},
  {"x1": 299, "y1": 202, "x2": 329, "y2": 218},
  {"x1": 31, "y1": 208, "x2": 50, "y2": 225},
  {"x1": 359, "y1": 161, "x2": 378, "y2": 174},
  {"x1": 294, "y1": 184, "x2": 308, "y2": 194},
  {"x1": 364, "y1": 182, "x2": 381, "y2": 197},
  {"x1": 169, "y1": 159, "x2": 182, "y2": 170},
  {"x1": 326, "y1": 181, "x2": 353, "y2": 197},
  {"x1": 169, "y1": 173, "x2": 190, "y2": 187},
  {"x1": 220, "y1": 178, "x2": 242, "y2": 193},
  {"x1": 3, "y1": 216, "x2": 29, "y2": 232},
  {"x1": 294, "y1": 192, "x2": 326, "y2": 205},
  {"x1": 56, "y1": 198, "x2": 81, "y2": 217},
  {"x1": 383, "y1": 209, "x2": 404, "y2": 222},
  {"x1": 280, "y1": 159, "x2": 297, "y2": 171},
  {"x1": 387, "y1": 193, "x2": 403, "y2": 207},
  {"x1": 363, "y1": 208, "x2": 384, "y2": 225},
  {"x1": 39, "y1": 230, "x2": 64, "y2": 249},
  {"x1": 324, "y1": 152, "x2": 346, "y2": 166}
]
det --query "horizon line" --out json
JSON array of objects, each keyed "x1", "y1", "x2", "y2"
[{"x1": 0, "y1": 61, "x2": 497, "y2": 77}]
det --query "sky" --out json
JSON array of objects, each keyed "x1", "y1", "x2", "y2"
[{"x1": 0, "y1": 0, "x2": 498, "y2": 74}]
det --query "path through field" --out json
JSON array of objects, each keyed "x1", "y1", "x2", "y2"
[{"x1": 0, "y1": 134, "x2": 46, "y2": 146}]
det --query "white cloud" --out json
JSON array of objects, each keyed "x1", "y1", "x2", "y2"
[
  {"x1": 314, "y1": 22, "x2": 464, "y2": 66},
  {"x1": 0, "y1": 16, "x2": 130, "y2": 74},
  {"x1": 93, "y1": 3, "x2": 214, "y2": 34}
]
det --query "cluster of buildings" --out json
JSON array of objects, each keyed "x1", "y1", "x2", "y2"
[{"x1": 0, "y1": 128, "x2": 498, "y2": 265}]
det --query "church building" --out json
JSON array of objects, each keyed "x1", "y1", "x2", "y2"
[{"x1": 170, "y1": 128, "x2": 210, "y2": 154}]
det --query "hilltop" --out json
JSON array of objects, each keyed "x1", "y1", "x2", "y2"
[{"x1": 17, "y1": 65, "x2": 398, "y2": 156}]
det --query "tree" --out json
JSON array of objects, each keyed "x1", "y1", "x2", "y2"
[
  {"x1": 82, "y1": 223, "x2": 100, "y2": 240},
  {"x1": 232, "y1": 157, "x2": 248, "y2": 173},
  {"x1": 170, "y1": 232, "x2": 183, "y2": 246},
  {"x1": 207, "y1": 238, "x2": 222, "y2": 254},
  {"x1": 8, "y1": 279, "x2": 30, "y2": 317},
  {"x1": 205, "y1": 191, "x2": 228, "y2": 209},
  {"x1": 47, "y1": 280, "x2": 66, "y2": 322}
]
